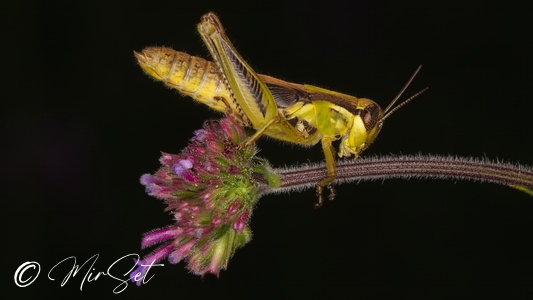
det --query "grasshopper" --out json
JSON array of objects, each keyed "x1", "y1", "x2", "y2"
[{"x1": 134, "y1": 12, "x2": 427, "y2": 207}]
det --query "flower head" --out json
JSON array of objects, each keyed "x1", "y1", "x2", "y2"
[{"x1": 132, "y1": 116, "x2": 274, "y2": 281}]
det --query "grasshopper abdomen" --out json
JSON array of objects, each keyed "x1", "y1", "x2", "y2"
[{"x1": 135, "y1": 47, "x2": 231, "y2": 112}]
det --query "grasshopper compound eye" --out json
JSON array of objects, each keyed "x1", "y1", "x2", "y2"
[{"x1": 360, "y1": 103, "x2": 383, "y2": 132}]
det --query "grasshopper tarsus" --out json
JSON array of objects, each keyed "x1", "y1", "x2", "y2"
[
  {"x1": 314, "y1": 184, "x2": 336, "y2": 208},
  {"x1": 327, "y1": 184, "x2": 336, "y2": 201},
  {"x1": 314, "y1": 185, "x2": 324, "y2": 208}
]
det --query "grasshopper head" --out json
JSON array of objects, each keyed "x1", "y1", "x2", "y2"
[
  {"x1": 339, "y1": 99, "x2": 383, "y2": 158},
  {"x1": 338, "y1": 65, "x2": 428, "y2": 158}
]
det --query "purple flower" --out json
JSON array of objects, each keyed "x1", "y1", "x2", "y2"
[
  {"x1": 129, "y1": 243, "x2": 174, "y2": 286},
  {"x1": 171, "y1": 159, "x2": 193, "y2": 176},
  {"x1": 134, "y1": 116, "x2": 266, "y2": 282}
]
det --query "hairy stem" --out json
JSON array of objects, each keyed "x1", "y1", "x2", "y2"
[{"x1": 261, "y1": 154, "x2": 533, "y2": 196}]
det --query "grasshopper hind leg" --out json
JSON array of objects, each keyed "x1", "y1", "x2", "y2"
[
  {"x1": 215, "y1": 96, "x2": 251, "y2": 129},
  {"x1": 240, "y1": 116, "x2": 280, "y2": 148}
]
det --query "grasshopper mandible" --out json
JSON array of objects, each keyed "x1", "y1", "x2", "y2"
[{"x1": 134, "y1": 12, "x2": 427, "y2": 207}]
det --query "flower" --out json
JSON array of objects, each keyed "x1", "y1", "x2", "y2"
[{"x1": 132, "y1": 116, "x2": 275, "y2": 282}]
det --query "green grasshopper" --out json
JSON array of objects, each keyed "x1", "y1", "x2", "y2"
[{"x1": 135, "y1": 12, "x2": 426, "y2": 207}]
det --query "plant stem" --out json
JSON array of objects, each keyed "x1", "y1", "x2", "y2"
[{"x1": 261, "y1": 154, "x2": 533, "y2": 196}]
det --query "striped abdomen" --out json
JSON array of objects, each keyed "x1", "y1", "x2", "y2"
[{"x1": 134, "y1": 47, "x2": 234, "y2": 113}]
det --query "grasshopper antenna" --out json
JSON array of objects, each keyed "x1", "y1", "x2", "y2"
[{"x1": 382, "y1": 65, "x2": 428, "y2": 122}]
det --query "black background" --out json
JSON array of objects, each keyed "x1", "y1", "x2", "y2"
[{"x1": 3, "y1": 0, "x2": 533, "y2": 298}]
